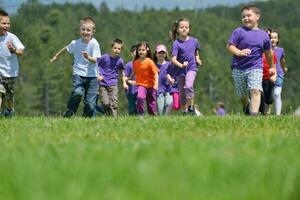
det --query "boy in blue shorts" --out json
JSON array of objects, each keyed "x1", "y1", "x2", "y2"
[
  {"x1": 50, "y1": 17, "x2": 101, "y2": 117},
  {"x1": 227, "y1": 4, "x2": 276, "y2": 115},
  {"x1": 0, "y1": 10, "x2": 25, "y2": 117}
]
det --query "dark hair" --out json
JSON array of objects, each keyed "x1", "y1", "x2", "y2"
[
  {"x1": 134, "y1": 41, "x2": 152, "y2": 60},
  {"x1": 130, "y1": 45, "x2": 137, "y2": 53},
  {"x1": 271, "y1": 29, "x2": 280, "y2": 45},
  {"x1": 241, "y1": 4, "x2": 260, "y2": 15},
  {"x1": 80, "y1": 16, "x2": 96, "y2": 29},
  {"x1": 0, "y1": 10, "x2": 9, "y2": 18},
  {"x1": 170, "y1": 18, "x2": 190, "y2": 41},
  {"x1": 264, "y1": 28, "x2": 272, "y2": 39},
  {"x1": 111, "y1": 38, "x2": 123, "y2": 48}
]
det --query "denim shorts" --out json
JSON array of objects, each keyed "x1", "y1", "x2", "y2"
[
  {"x1": 275, "y1": 74, "x2": 284, "y2": 87},
  {"x1": 232, "y1": 68, "x2": 263, "y2": 97},
  {"x1": 0, "y1": 75, "x2": 16, "y2": 102}
]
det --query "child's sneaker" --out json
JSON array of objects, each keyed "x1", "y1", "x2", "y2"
[
  {"x1": 3, "y1": 108, "x2": 15, "y2": 118},
  {"x1": 62, "y1": 110, "x2": 74, "y2": 118},
  {"x1": 187, "y1": 106, "x2": 196, "y2": 116}
]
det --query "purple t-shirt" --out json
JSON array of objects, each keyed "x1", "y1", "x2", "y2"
[
  {"x1": 124, "y1": 61, "x2": 137, "y2": 94},
  {"x1": 274, "y1": 47, "x2": 285, "y2": 76},
  {"x1": 228, "y1": 26, "x2": 271, "y2": 71},
  {"x1": 166, "y1": 63, "x2": 180, "y2": 93},
  {"x1": 97, "y1": 54, "x2": 124, "y2": 86},
  {"x1": 216, "y1": 108, "x2": 226, "y2": 116},
  {"x1": 172, "y1": 36, "x2": 200, "y2": 76},
  {"x1": 157, "y1": 61, "x2": 172, "y2": 95}
]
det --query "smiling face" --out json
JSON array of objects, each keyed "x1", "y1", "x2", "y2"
[
  {"x1": 242, "y1": 9, "x2": 260, "y2": 29},
  {"x1": 0, "y1": 16, "x2": 10, "y2": 36},
  {"x1": 270, "y1": 32, "x2": 279, "y2": 47},
  {"x1": 138, "y1": 44, "x2": 148, "y2": 60},
  {"x1": 177, "y1": 20, "x2": 190, "y2": 39},
  {"x1": 79, "y1": 22, "x2": 95, "y2": 42}
]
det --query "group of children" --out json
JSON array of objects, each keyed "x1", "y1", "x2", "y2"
[{"x1": 0, "y1": 4, "x2": 288, "y2": 118}]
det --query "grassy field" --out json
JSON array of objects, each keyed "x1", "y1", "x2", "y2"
[{"x1": 0, "y1": 116, "x2": 300, "y2": 200}]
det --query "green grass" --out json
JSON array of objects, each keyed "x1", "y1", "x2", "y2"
[{"x1": 0, "y1": 116, "x2": 300, "y2": 200}]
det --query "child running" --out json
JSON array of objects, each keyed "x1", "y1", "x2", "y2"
[
  {"x1": 132, "y1": 41, "x2": 159, "y2": 116},
  {"x1": 50, "y1": 16, "x2": 101, "y2": 118},
  {"x1": 170, "y1": 18, "x2": 202, "y2": 115},
  {"x1": 227, "y1": 4, "x2": 276, "y2": 116},
  {"x1": 271, "y1": 30, "x2": 288, "y2": 115},
  {"x1": 0, "y1": 10, "x2": 25, "y2": 117},
  {"x1": 153, "y1": 44, "x2": 173, "y2": 115}
]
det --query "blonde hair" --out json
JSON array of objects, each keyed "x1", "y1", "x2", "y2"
[
  {"x1": 80, "y1": 16, "x2": 96, "y2": 30},
  {"x1": 241, "y1": 4, "x2": 260, "y2": 15}
]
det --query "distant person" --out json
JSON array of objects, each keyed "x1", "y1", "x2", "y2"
[
  {"x1": 214, "y1": 101, "x2": 226, "y2": 116},
  {"x1": 170, "y1": 18, "x2": 202, "y2": 115},
  {"x1": 271, "y1": 30, "x2": 288, "y2": 115},
  {"x1": 131, "y1": 41, "x2": 159, "y2": 116},
  {"x1": 227, "y1": 4, "x2": 276, "y2": 116},
  {"x1": 153, "y1": 44, "x2": 173, "y2": 115},
  {"x1": 0, "y1": 10, "x2": 25, "y2": 117},
  {"x1": 97, "y1": 38, "x2": 126, "y2": 117},
  {"x1": 259, "y1": 29, "x2": 277, "y2": 115},
  {"x1": 124, "y1": 45, "x2": 138, "y2": 115},
  {"x1": 50, "y1": 16, "x2": 101, "y2": 118}
]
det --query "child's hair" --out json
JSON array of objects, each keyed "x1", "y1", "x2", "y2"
[
  {"x1": 271, "y1": 29, "x2": 280, "y2": 45},
  {"x1": 80, "y1": 16, "x2": 96, "y2": 29},
  {"x1": 153, "y1": 44, "x2": 169, "y2": 64},
  {"x1": 170, "y1": 18, "x2": 190, "y2": 41},
  {"x1": 264, "y1": 28, "x2": 272, "y2": 39},
  {"x1": 0, "y1": 10, "x2": 9, "y2": 19},
  {"x1": 111, "y1": 38, "x2": 123, "y2": 48},
  {"x1": 130, "y1": 45, "x2": 137, "y2": 53},
  {"x1": 134, "y1": 41, "x2": 152, "y2": 60},
  {"x1": 217, "y1": 101, "x2": 225, "y2": 108},
  {"x1": 241, "y1": 4, "x2": 260, "y2": 15}
]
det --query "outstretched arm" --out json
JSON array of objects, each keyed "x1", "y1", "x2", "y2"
[
  {"x1": 50, "y1": 46, "x2": 67, "y2": 63},
  {"x1": 265, "y1": 49, "x2": 277, "y2": 82}
]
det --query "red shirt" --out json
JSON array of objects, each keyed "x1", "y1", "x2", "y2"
[{"x1": 262, "y1": 53, "x2": 277, "y2": 80}]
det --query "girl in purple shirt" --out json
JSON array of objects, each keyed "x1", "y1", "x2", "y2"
[{"x1": 170, "y1": 18, "x2": 202, "y2": 115}]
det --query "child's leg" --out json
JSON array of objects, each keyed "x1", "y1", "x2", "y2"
[
  {"x1": 65, "y1": 75, "x2": 84, "y2": 116},
  {"x1": 164, "y1": 92, "x2": 173, "y2": 115},
  {"x1": 156, "y1": 93, "x2": 165, "y2": 115},
  {"x1": 146, "y1": 88, "x2": 157, "y2": 115},
  {"x1": 177, "y1": 76, "x2": 187, "y2": 110},
  {"x1": 127, "y1": 93, "x2": 137, "y2": 115},
  {"x1": 99, "y1": 85, "x2": 110, "y2": 115},
  {"x1": 136, "y1": 86, "x2": 147, "y2": 115},
  {"x1": 83, "y1": 77, "x2": 98, "y2": 118},
  {"x1": 247, "y1": 69, "x2": 263, "y2": 115},
  {"x1": 273, "y1": 86, "x2": 282, "y2": 115},
  {"x1": 185, "y1": 70, "x2": 197, "y2": 113},
  {"x1": 108, "y1": 86, "x2": 118, "y2": 117},
  {"x1": 232, "y1": 68, "x2": 250, "y2": 114},
  {"x1": 172, "y1": 92, "x2": 180, "y2": 110},
  {"x1": 249, "y1": 89, "x2": 261, "y2": 114}
]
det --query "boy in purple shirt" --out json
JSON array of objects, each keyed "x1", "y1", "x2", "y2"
[
  {"x1": 97, "y1": 38, "x2": 126, "y2": 117},
  {"x1": 227, "y1": 4, "x2": 276, "y2": 115}
]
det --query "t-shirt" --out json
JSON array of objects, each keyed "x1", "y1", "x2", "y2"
[
  {"x1": 133, "y1": 58, "x2": 159, "y2": 88},
  {"x1": 228, "y1": 26, "x2": 271, "y2": 71},
  {"x1": 172, "y1": 36, "x2": 200, "y2": 76},
  {"x1": 262, "y1": 52, "x2": 277, "y2": 80},
  {"x1": 0, "y1": 32, "x2": 25, "y2": 77},
  {"x1": 274, "y1": 47, "x2": 285, "y2": 76},
  {"x1": 157, "y1": 61, "x2": 172, "y2": 95},
  {"x1": 124, "y1": 61, "x2": 137, "y2": 94},
  {"x1": 167, "y1": 64, "x2": 180, "y2": 93},
  {"x1": 97, "y1": 54, "x2": 124, "y2": 86},
  {"x1": 67, "y1": 37, "x2": 101, "y2": 77}
]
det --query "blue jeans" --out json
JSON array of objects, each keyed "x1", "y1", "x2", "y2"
[{"x1": 66, "y1": 75, "x2": 98, "y2": 117}]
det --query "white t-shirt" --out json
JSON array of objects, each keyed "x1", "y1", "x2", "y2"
[
  {"x1": 0, "y1": 32, "x2": 25, "y2": 77},
  {"x1": 67, "y1": 38, "x2": 101, "y2": 77}
]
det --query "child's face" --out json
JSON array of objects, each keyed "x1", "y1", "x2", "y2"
[
  {"x1": 241, "y1": 9, "x2": 260, "y2": 29},
  {"x1": 270, "y1": 32, "x2": 279, "y2": 47},
  {"x1": 156, "y1": 51, "x2": 166, "y2": 61},
  {"x1": 0, "y1": 16, "x2": 10, "y2": 36},
  {"x1": 138, "y1": 45, "x2": 147, "y2": 59},
  {"x1": 177, "y1": 20, "x2": 190, "y2": 38},
  {"x1": 111, "y1": 43, "x2": 122, "y2": 57},
  {"x1": 79, "y1": 22, "x2": 95, "y2": 42}
]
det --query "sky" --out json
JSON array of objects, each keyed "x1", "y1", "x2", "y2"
[{"x1": 2, "y1": 0, "x2": 255, "y2": 14}]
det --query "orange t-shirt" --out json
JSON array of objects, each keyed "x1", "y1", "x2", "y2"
[{"x1": 133, "y1": 58, "x2": 159, "y2": 88}]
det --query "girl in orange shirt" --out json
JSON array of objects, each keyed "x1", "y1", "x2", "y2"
[{"x1": 132, "y1": 41, "x2": 159, "y2": 115}]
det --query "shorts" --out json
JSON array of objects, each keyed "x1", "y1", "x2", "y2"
[
  {"x1": 274, "y1": 74, "x2": 284, "y2": 87},
  {"x1": 232, "y1": 68, "x2": 263, "y2": 97},
  {"x1": 0, "y1": 75, "x2": 16, "y2": 102}
]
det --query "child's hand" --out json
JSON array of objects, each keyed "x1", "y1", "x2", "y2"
[
  {"x1": 123, "y1": 83, "x2": 128, "y2": 91},
  {"x1": 7, "y1": 41, "x2": 16, "y2": 53},
  {"x1": 82, "y1": 51, "x2": 89, "y2": 59},
  {"x1": 97, "y1": 75, "x2": 104, "y2": 82},
  {"x1": 269, "y1": 67, "x2": 277, "y2": 82},
  {"x1": 239, "y1": 49, "x2": 251, "y2": 56},
  {"x1": 181, "y1": 61, "x2": 188, "y2": 68},
  {"x1": 126, "y1": 80, "x2": 136, "y2": 86},
  {"x1": 153, "y1": 84, "x2": 158, "y2": 91},
  {"x1": 169, "y1": 78, "x2": 175, "y2": 85},
  {"x1": 196, "y1": 58, "x2": 202, "y2": 66}
]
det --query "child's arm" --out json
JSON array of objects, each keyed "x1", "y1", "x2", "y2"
[
  {"x1": 120, "y1": 70, "x2": 128, "y2": 90},
  {"x1": 171, "y1": 56, "x2": 188, "y2": 68},
  {"x1": 82, "y1": 51, "x2": 96, "y2": 63},
  {"x1": 265, "y1": 49, "x2": 277, "y2": 81},
  {"x1": 153, "y1": 72, "x2": 159, "y2": 90},
  {"x1": 226, "y1": 44, "x2": 251, "y2": 57},
  {"x1": 280, "y1": 57, "x2": 288, "y2": 73},
  {"x1": 195, "y1": 50, "x2": 202, "y2": 66},
  {"x1": 166, "y1": 74, "x2": 175, "y2": 85},
  {"x1": 7, "y1": 41, "x2": 24, "y2": 56},
  {"x1": 50, "y1": 46, "x2": 67, "y2": 63}
]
